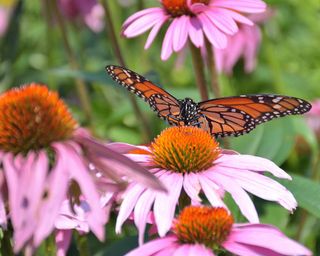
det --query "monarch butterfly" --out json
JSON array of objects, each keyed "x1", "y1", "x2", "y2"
[{"x1": 105, "y1": 65, "x2": 312, "y2": 138}]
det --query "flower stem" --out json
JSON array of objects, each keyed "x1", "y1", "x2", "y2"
[
  {"x1": 178, "y1": 189, "x2": 191, "y2": 210},
  {"x1": 50, "y1": 0, "x2": 92, "y2": 125},
  {"x1": 100, "y1": 0, "x2": 152, "y2": 140},
  {"x1": 189, "y1": 42, "x2": 209, "y2": 101},
  {"x1": 75, "y1": 232, "x2": 90, "y2": 256},
  {"x1": 205, "y1": 39, "x2": 221, "y2": 98},
  {"x1": 0, "y1": 229, "x2": 14, "y2": 256}
]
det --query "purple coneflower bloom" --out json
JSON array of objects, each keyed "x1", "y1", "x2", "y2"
[
  {"x1": 112, "y1": 126, "x2": 297, "y2": 244},
  {"x1": 122, "y1": 0, "x2": 267, "y2": 60},
  {"x1": 0, "y1": 84, "x2": 164, "y2": 252},
  {"x1": 126, "y1": 206, "x2": 311, "y2": 256},
  {"x1": 58, "y1": 0, "x2": 104, "y2": 32},
  {"x1": 214, "y1": 10, "x2": 273, "y2": 74}
]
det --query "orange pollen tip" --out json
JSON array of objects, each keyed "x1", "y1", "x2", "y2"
[
  {"x1": 162, "y1": 0, "x2": 210, "y2": 17},
  {"x1": 151, "y1": 126, "x2": 220, "y2": 173},
  {"x1": 174, "y1": 206, "x2": 233, "y2": 249},
  {"x1": 128, "y1": 148, "x2": 152, "y2": 155},
  {"x1": 0, "y1": 83, "x2": 78, "y2": 154}
]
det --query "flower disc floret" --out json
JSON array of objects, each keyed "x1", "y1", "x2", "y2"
[
  {"x1": 0, "y1": 84, "x2": 77, "y2": 154},
  {"x1": 174, "y1": 206, "x2": 233, "y2": 249},
  {"x1": 151, "y1": 126, "x2": 220, "y2": 173},
  {"x1": 162, "y1": 0, "x2": 210, "y2": 17}
]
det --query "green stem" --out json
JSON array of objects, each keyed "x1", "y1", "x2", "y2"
[
  {"x1": 205, "y1": 39, "x2": 221, "y2": 98},
  {"x1": 178, "y1": 189, "x2": 191, "y2": 211},
  {"x1": 137, "y1": 0, "x2": 144, "y2": 10},
  {"x1": 189, "y1": 42, "x2": 209, "y2": 101},
  {"x1": 75, "y1": 232, "x2": 90, "y2": 256},
  {"x1": 100, "y1": 0, "x2": 152, "y2": 141},
  {"x1": 50, "y1": 0, "x2": 92, "y2": 125},
  {"x1": 1, "y1": 229, "x2": 14, "y2": 256}
]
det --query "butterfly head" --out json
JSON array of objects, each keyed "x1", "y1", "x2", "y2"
[{"x1": 179, "y1": 98, "x2": 201, "y2": 125}]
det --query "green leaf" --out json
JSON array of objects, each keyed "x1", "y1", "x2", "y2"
[
  {"x1": 278, "y1": 174, "x2": 320, "y2": 218},
  {"x1": 94, "y1": 236, "x2": 138, "y2": 256},
  {"x1": 230, "y1": 118, "x2": 296, "y2": 165}
]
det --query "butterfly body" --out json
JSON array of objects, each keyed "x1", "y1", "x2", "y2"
[{"x1": 106, "y1": 65, "x2": 312, "y2": 138}]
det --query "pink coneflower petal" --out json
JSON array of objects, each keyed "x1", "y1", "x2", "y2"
[
  {"x1": 216, "y1": 8, "x2": 254, "y2": 26},
  {"x1": 116, "y1": 184, "x2": 146, "y2": 233},
  {"x1": 161, "y1": 19, "x2": 176, "y2": 60},
  {"x1": 124, "y1": 12, "x2": 166, "y2": 38},
  {"x1": 55, "y1": 230, "x2": 72, "y2": 256},
  {"x1": 207, "y1": 171, "x2": 259, "y2": 223},
  {"x1": 3, "y1": 152, "x2": 48, "y2": 251},
  {"x1": 225, "y1": 224, "x2": 312, "y2": 256},
  {"x1": 212, "y1": 0, "x2": 267, "y2": 13},
  {"x1": 198, "y1": 175, "x2": 226, "y2": 208},
  {"x1": 145, "y1": 16, "x2": 168, "y2": 49},
  {"x1": 205, "y1": 9, "x2": 238, "y2": 35},
  {"x1": 183, "y1": 173, "x2": 202, "y2": 202},
  {"x1": 63, "y1": 143, "x2": 105, "y2": 240},
  {"x1": 220, "y1": 169, "x2": 297, "y2": 211},
  {"x1": 154, "y1": 172, "x2": 183, "y2": 236},
  {"x1": 134, "y1": 190, "x2": 156, "y2": 245},
  {"x1": 216, "y1": 154, "x2": 292, "y2": 179},
  {"x1": 173, "y1": 15, "x2": 189, "y2": 52},
  {"x1": 188, "y1": 17, "x2": 204, "y2": 48},
  {"x1": 122, "y1": 7, "x2": 164, "y2": 30},
  {"x1": 198, "y1": 13, "x2": 227, "y2": 49},
  {"x1": 34, "y1": 144, "x2": 72, "y2": 246},
  {"x1": 125, "y1": 235, "x2": 178, "y2": 256}
]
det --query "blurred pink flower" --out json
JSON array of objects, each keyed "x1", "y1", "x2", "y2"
[
  {"x1": 0, "y1": 7, "x2": 10, "y2": 37},
  {"x1": 112, "y1": 126, "x2": 297, "y2": 244},
  {"x1": 306, "y1": 100, "x2": 320, "y2": 139},
  {"x1": 214, "y1": 10, "x2": 273, "y2": 74},
  {"x1": 122, "y1": 0, "x2": 267, "y2": 60},
  {"x1": 58, "y1": 0, "x2": 104, "y2": 32},
  {"x1": 0, "y1": 84, "x2": 164, "y2": 253},
  {"x1": 126, "y1": 206, "x2": 312, "y2": 256}
]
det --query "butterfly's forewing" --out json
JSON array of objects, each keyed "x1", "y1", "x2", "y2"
[
  {"x1": 198, "y1": 95, "x2": 312, "y2": 137},
  {"x1": 106, "y1": 65, "x2": 181, "y2": 125}
]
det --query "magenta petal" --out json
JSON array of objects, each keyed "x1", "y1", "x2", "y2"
[
  {"x1": 205, "y1": 10, "x2": 238, "y2": 35},
  {"x1": 198, "y1": 175, "x2": 226, "y2": 208},
  {"x1": 134, "y1": 190, "x2": 156, "y2": 245},
  {"x1": 216, "y1": 167, "x2": 297, "y2": 211},
  {"x1": 183, "y1": 173, "x2": 202, "y2": 202},
  {"x1": 63, "y1": 143, "x2": 105, "y2": 240},
  {"x1": 161, "y1": 20, "x2": 176, "y2": 60},
  {"x1": 211, "y1": 0, "x2": 267, "y2": 13},
  {"x1": 116, "y1": 184, "x2": 145, "y2": 233},
  {"x1": 223, "y1": 239, "x2": 266, "y2": 256},
  {"x1": 4, "y1": 152, "x2": 48, "y2": 251},
  {"x1": 124, "y1": 12, "x2": 167, "y2": 38},
  {"x1": 122, "y1": 8, "x2": 164, "y2": 30},
  {"x1": 173, "y1": 15, "x2": 189, "y2": 52},
  {"x1": 188, "y1": 17, "x2": 204, "y2": 48},
  {"x1": 56, "y1": 230, "x2": 72, "y2": 256},
  {"x1": 206, "y1": 171, "x2": 259, "y2": 223},
  {"x1": 34, "y1": 144, "x2": 70, "y2": 246},
  {"x1": 0, "y1": 171, "x2": 7, "y2": 228},
  {"x1": 226, "y1": 224, "x2": 312, "y2": 256},
  {"x1": 216, "y1": 154, "x2": 292, "y2": 179},
  {"x1": 154, "y1": 173, "x2": 183, "y2": 236},
  {"x1": 145, "y1": 16, "x2": 168, "y2": 49},
  {"x1": 198, "y1": 13, "x2": 227, "y2": 49},
  {"x1": 125, "y1": 235, "x2": 178, "y2": 256},
  {"x1": 77, "y1": 136, "x2": 166, "y2": 192},
  {"x1": 215, "y1": 8, "x2": 254, "y2": 26}
]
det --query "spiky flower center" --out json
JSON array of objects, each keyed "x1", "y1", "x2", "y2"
[
  {"x1": 162, "y1": 0, "x2": 210, "y2": 17},
  {"x1": 151, "y1": 126, "x2": 220, "y2": 173},
  {"x1": 174, "y1": 206, "x2": 233, "y2": 249},
  {"x1": 0, "y1": 84, "x2": 77, "y2": 154}
]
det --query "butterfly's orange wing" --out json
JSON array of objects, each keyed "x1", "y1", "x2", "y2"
[
  {"x1": 198, "y1": 95, "x2": 312, "y2": 137},
  {"x1": 106, "y1": 65, "x2": 181, "y2": 125}
]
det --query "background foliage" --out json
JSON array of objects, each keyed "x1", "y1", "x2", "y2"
[{"x1": 0, "y1": 0, "x2": 320, "y2": 255}]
